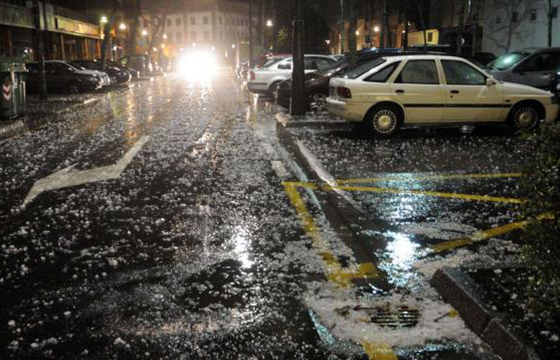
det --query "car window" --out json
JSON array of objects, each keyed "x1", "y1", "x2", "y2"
[
  {"x1": 344, "y1": 58, "x2": 387, "y2": 79},
  {"x1": 364, "y1": 62, "x2": 400, "y2": 83},
  {"x1": 304, "y1": 58, "x2": 317, "y2": 70},
  {"x1": 395, "y1": 60, "x2": 439, "y2": 84},
  {"x1": 277, "y1": 60, "x2": 292, "y2": 70},
  {"x1": 315, "y1": 58, "x2": 334, "y2": 71},
  {"x1": 489, "y1": 52, "x2": 529, "y2": 70},
  {"x1": 442, "y1": 60, "x2": 486, "y2": 85},
  {"x1": 518, "y1": 53, "x2": 560, "y2": 72}
]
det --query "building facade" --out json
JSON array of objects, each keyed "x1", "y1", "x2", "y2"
[
  {"x1": 0, "y1": 0, "x2": 102, "y2": 61},
  {"x1": 481, "y1": 0, "x2": 559, "y2": 55}
]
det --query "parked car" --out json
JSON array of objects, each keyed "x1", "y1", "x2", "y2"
[
  {"x1": 72, "y1": 60, "x2": 131, "y2": 84},
  {"x1": 326, "y1": 55, "x2": 559, "y2": 136},
  {"x1": 42, "y1": 60, "x2": 111, "y2": 87},
  {"x1": 488, "y1": 48, "x2": 560, "y2": 91},
  {"x1": 247, "y1": 55, "x2": 337, "y2": 96},
  {"x1": 276, "y1": 50, "x2": 433, "y2": 112},
  {"x1": 105, "y1": 59, "x2": 140, "y2": 79},
  {"x1": 118, "y1": 55, "x2": 153, "y2": 76},
  {"x1": 26, "y1": 62, "x2": 102, "y2": 93}
]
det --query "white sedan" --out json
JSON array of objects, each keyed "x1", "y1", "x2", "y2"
[{"x1": 326, "y1": 55, "x2": 559, "y2": 136}]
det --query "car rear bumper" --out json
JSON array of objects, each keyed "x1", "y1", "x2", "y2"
[
  {"x1": 247, "y1": 82, "x2": 268, "y2": 94},
  {"x1": 326, "y1": 98, "x2": 363, "y2": 122},
  {"x1": 544, "y1": 103, "x2": 560, "y2": 123}
]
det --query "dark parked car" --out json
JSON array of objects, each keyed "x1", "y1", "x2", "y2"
[
  {"x1": 276, "y1": 50, "x2": 430, "y2": 111},
  {"x1": 118, "y1": 55, "x2": 153, "y2": 76},
  {"x1": 104, "y1": 59, "x2": 140, "y2": 79},
  {"x1": 26, "y1": 62, "x2": 102, "y2": 93},
  {"x1": 488, "y1": 48, "x2": 560, "y2": 91},
  {"x1": 72, "y1": 60, "x2": 131, "y2": 83}
]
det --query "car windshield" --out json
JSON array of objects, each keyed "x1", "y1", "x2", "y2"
[
  {"x1": 319, "y1": 57, "x2": 347, "y2": 75},
  {"x1": 489, "y1": 52, "x2": 529, "y2": 70},
  {"x1": 343, "y1": 58, "x2": 387, "y2": 79},
  {"x1": 70, "y1": 63, "x2": 87, "y2": 70}
]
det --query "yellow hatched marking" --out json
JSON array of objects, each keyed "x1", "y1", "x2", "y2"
[
  {"x1": 330, "y1": 185, "x2": 524, "y2": 204},
  {"x1": 282, "y1": 183, "x2": 379, "y2": 288},
  {"x1": 337, "y1": 172, "x2": 523, "y2": 185},
  {"x1": 362, "y1": 342, "x2": 398, "y2": 360}
]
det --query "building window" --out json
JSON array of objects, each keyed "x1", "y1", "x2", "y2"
[
  {"x1": 190, "y1": 17, "x2": 196, "y2": 25},
  {"x1": 553, "y1": 6, "x2": 558, "y2": 18},
  {"x1": 203, "y1": 16, "x2": 209, "y2": 25},
  {"x1": 428, "y1": 32, "x2": 433, "y2": 42},
  {"x1": 191, "y1": 31, "x2": 197, "y2": 40},
  {"x1": 512, "y1": 11, "x2": 518, "y2": 22},
  {"x1": 176, "y1": 18, "x2": 181, "y2": 26},
  {"x1": 496, "y1": 15, "x2": 501, "y2": 24},
  {"x1": 167, "y1": 19, "x2": 172, "y2": 27},
  {"x1": 219, "y1": 16, "x2": 223, "y2": 25},
  {"x1": 144, "y1": 20, "x2": 149, "y2": 28},
  {"x1": 204, "y1": 31, "x2": 210, "y2": 40},
  {"x1": 176, "y1": 32, "x2": 182, "y2": 41},
  {"x1": 168, "y1": 33, "x2": 173, "y2": 41},
  {"x1": 530, "y1": 9, "x2": 537, "y2": 21}
]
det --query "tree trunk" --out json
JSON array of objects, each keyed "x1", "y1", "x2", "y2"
[
  {"x1": 548, "y1": 0, "x2": 553, "y2": 47},
  {"x1": 127, "y1": 0, "x2": 141, "y2": 57},
  {"x1": 348, "y1": 0, "x2": 358, "y2": 68},
  {"x1": 416, "y1": 0, "x2": 428, "y2": 51},
  {"x1": 340, "y1": 0, "x2": 345, "y2": 53},
  {"x1": 249, "y1": 0, "x2": 254, "y2": 67},
  {"x1": 101, "y1": 1, "x2": 121, "y2": 71},
  {"x1": 291, "y1": 0, "x2": 306, "y2": 116},
  {"x1": 272, "y1": 0, "x2": 277, "y2": 50},
  {"x1": 381, "y1": 0, "x2": 389, "y2": 48},
  {"x1": 403, "y1": 0, "x2": 409, "y2": 50},
  {"x1": 456, "y1": 0, "x2": 465, "y2": 55},
  {"x1": 32, "y1": 0, "x2": 47, "y2": 99},
  {"x1": 261, "y1": 0, "x2": 266, "y2": 49}
]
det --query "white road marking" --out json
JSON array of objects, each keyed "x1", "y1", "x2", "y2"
[
  {"x1": 271, "y1": 160, "x2": 290, "y2": 178},
  {"x1": 22, "y1": 136, "x2": 150, "y2": 207}
]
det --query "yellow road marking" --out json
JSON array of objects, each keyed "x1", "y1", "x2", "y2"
[
  {"x1": 337, "y1": 173, "x2": 523, "y2": 185},
  {"x1": 282, "y1": 183, "x2": 379, "y2": 288},
  {"x1": 362, "y1": 342, "x2": 398, "y2": 360},
  {"x1": 331, "y1": 185, "x2": 524, "y2": 204},
  {"x1": 430, "y1": 213, "x2": 554, "y2": 253}
]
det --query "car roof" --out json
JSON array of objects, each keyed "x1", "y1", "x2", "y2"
[
  {"x1": 521, "y1": 47, "x2": 560, "y2": 53},
  {"x1": 382, "y1": 54, "x2": 477, "y2": 61}
]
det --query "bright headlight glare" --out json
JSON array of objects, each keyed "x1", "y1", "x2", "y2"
[{"x1": 178, "y1": 51, "x2": 217, "y2": 82}]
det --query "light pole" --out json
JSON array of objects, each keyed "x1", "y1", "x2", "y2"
[{"x1": 339, "y1": 0, "x2": 345, "y2": 53}]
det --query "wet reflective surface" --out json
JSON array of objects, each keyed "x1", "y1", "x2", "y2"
[{"x1": 0, "y1": 70, "x2": 514, "y2": 359}]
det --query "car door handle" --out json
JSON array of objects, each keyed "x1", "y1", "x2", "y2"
[
  {"x1": 450, "y1": 90, "x2": 460, "y2": 94},
  {"x1": 395, "y1": 90, "x2": 405, "y2": 94}
]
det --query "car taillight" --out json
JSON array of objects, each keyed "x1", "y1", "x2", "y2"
[
  {"x1": 249, "y1": 70, "x2": 256, "y2": 81},
  {"x1": 337, "y1": 87, "x2": 352, "y2": 99}
]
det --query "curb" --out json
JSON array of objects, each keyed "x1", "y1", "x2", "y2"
[
  {"x1": 431, "y1": 267, "x2": 540, "y2": 360},
  {"x1": 276, "y1": 111, "x2": 393, "y2": 291},
  {"x1": 276, "y1": 111, "x2": 350, "y2": 130}
]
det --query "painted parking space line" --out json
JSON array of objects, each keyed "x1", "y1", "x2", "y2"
[
  {"x1": 362, "y1": 342, "x2": 398, "y2": 360},
  {"x1": 332, "y1": 185, "x2": 525, "y2": 204},
  {"x1": 430, "y1": 213, "x2": 554, "y2": 253},
  {"x1": 283, "y1": 182, "x2": 379, "y2": 288},
  {"x1": 336, "y1": 172, "x2": 523, "y2": 185}
]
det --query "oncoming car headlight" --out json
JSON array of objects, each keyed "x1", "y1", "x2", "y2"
[{"x1": 177, "y1": 51, "x2": 218, "y2": 83}]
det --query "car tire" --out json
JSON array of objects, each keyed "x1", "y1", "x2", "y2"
[
  {"x1": 366, "y1": 104, "x2": 403, "y2": 137},
  {"x1": 307, "y1": 91, "x2": 328, "y2": 113},
  {"x1": 268, "y1": 81, "x2": 282, "y2": 98},
  {"x1": 68, "y1": 82, "x2": 80, "y2": 94},
  {"x1": 507, "y1": 103, "x2": 540, "y2": 132}
]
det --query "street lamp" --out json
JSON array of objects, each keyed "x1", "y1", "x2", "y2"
[
  {"x1": 374, "y1": 26, "x2": 380, "y2": 33},
  {"x1": 142, "y1": 29, "x2": 148, "y2": 36},
  {"x1": 119, "y1": 23, "x2": 127, "y2": 30},
  {"x1": 163, "y1": 33, "x2": 168, "y2": 39},
  {"x1": 266, "y1": 19, "x2": 273, "y2": 28},
  {"x1": 100, "y1": 16, "x2": 108, "y2": 24}
]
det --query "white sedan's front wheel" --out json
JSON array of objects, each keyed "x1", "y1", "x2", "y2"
[
  {"x1": 509, "y1": 104, "x2": 539, "y2": 131},
  {"x1": 368, "y1": 105, "x2": 402, "y2": 137}
]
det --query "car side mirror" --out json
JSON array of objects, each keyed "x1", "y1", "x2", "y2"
[{"x1": 486, "y1": 77, "x2": 497, "y2": 87}]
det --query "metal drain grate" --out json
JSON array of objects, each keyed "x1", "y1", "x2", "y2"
[{"x1": 366, "y1": 305, "x2": 420, "y2": 328}]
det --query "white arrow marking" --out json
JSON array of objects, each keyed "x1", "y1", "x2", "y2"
[{"x1": 23, "y1": 136, "x2": 150, "y2": 207}]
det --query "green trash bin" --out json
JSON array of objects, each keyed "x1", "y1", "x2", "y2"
[{"x1": 0, "y1": 60, "x2": 27, "y2": 120}]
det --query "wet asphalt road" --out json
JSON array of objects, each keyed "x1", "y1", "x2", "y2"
[
  {"x1": 0, "y1": 71, "x2": 516, "y2": 359},
  {"x1": 0, "y1": 73, "x2": 338, "y2": 359}
]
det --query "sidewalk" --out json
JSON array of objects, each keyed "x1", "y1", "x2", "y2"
[{"x1": 0, "y1": 83, "x2": 134, "y2": 142}]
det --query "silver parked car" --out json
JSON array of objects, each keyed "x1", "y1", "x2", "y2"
[{"x1": 488, "y1": 48, "x2": 560, "y2": 91}]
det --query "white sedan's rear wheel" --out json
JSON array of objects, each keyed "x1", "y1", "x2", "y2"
[{"x1": 368, "y1": 105, "x2": 402, "y2": 137}]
